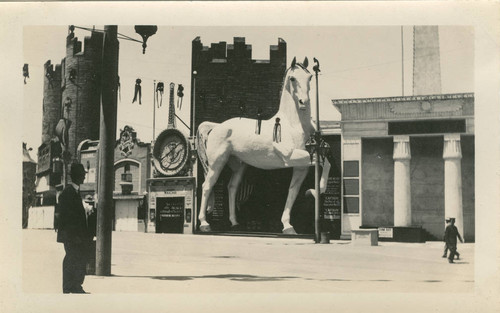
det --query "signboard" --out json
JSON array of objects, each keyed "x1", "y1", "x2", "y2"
[
  {"x1": 378, "y1": 227, "x2": 393, "y2": 238},
  {"x1": 37, "y1": 144, "x2": 51, "y2": 174},
  {"x1": 323, "y1": 176, "x2": 341, "y2": 220},
  {"x1": 320, "y1": 135, "x2": 342, "y2": 239},
  {"x1": 210, "y1": 180, "x2": 226, "y2": 229},
  {"x1": 158, "y1": 197, "x2": 184, "y2": 219},
  {"x1": 157, "y1": 197, "x2": 184, "y2": 233}
]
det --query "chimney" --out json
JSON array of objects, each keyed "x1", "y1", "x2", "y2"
[{"x1": 412, "y1": 26, "x2": 442, "y2": 95}]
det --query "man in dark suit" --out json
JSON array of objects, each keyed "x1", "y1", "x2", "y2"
[
  {"x1": 57, "y1": 163, "x2": 91, "y2": 294},
  {"x1": 444, "y1": 217, "x2": 463, "y2": 264}
]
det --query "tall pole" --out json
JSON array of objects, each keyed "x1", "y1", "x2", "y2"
[
  {"x1": 153, "y1": 80, "x2": 156, "y2": 141},
  {"x1": 191, "y1": 71, "x2": 197, "y2": 137},
  {"x1": 96, "y1": 25, "x2": 119, "y2": 276},
  {"x1": 313, "y1": 59, "x2": 321, "y2": 244},
  {"x1": 401, "y1": 26, "x2": 404, "y2": 96}
]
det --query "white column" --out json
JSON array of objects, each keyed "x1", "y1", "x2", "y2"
[
  {"x1": 443, "y1": 134, "x2": 464, "y2": 239},
  {"x1": 393, "y1": 135, "x2": 412, "y2": 227}
]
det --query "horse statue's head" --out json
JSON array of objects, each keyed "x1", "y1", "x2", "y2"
[{"x1": 284, "y1": 57, "x2": 313, "y2": 112}]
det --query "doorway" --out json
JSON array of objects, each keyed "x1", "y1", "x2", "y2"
[{"x1": 156, "y1": 197, "x2": 185, "y2": 233}]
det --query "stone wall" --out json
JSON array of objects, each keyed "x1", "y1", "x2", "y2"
[
  {"x1": 410, "y1": 136, "x2": 445, "y2": 240},
  {"x1": 62, "y1": 30, "x2": 104, "y2": 161},
  {"x1": 41, "y1": 61, "x2": 62, "y2": 143},
  {"x1": 191, "y1": 37, "x2": 286, "y2": 134},
  {"x1": 461, "y1": 135, "x2": 475, "y2": 241},
  {"x1": 361, "y1": 138, "x2": 394, "y2": 227}
]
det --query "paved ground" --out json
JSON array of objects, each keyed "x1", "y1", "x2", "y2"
[{"x1": 22, "y1": 229, "x2": 474, "y2": 294}]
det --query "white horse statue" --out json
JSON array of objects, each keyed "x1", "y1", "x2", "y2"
[{"x1": 196, "y1": 57, "x2": 330, "y2": 234}]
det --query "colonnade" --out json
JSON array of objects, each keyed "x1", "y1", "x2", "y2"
[{"x1": 393, "y1": 134, "x2": 463, "y2": 236}]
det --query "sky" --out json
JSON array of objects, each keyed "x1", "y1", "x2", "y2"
[{"x1": 23, "y1": 25, "x2": 473, "y2": 152}]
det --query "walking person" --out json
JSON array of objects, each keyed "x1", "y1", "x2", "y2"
[
  {"x1": 444, "y1": 217, "x2": 463, "y2": 264},
  {"x1": 56, "y1": 163, "x2": 91, "y2": 293},
  {"x1": 442, "y1": 218, "x2": 450, "y2": 258}
]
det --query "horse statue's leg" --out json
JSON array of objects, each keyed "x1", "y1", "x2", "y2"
[
  {"x1": 198, "y1": 176, "x2": 213, "y2": 231},
  {"x1": 199, "y1": 166, "x2": 226, "y2": 232},
  {"x1": 227, "y1": 157, "x2": 247, "y2": 230},
  {"x1": 198, "y1": 130, "x2": 233, "y2": 232},
  {"x1": 306, "y1": 157, "x2": 331, "y2": 199},
  {"x1": 206, "y1": 191, "x2": 215, "y2": 214},
  {"x1": 282, "y1": 166, "x2": 309, "y2": 234}
]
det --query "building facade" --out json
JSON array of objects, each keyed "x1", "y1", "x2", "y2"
[
  {"x1": 32, "y1": 27, "x2": 104, "y2": 228},
  {"x1": 333, "y1": 93, "x2": 474, "y2": 241},
  {"x1": 78, "y1": 126, "x2": 152, "y2": 232}
]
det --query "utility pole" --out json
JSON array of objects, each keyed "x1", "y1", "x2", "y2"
[
  {"x1": 96, "y1": 25, "x2": 119, "y2": 276},
  {"x1": 313, "y1": 59, "x2": 321, "y2": 244}
]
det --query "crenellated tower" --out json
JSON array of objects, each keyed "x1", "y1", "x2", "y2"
[
  {"x1": 41, "y1": 60, "x2": 63, "y2": 143},
  {"x1": 61, "y1": 28, "x2": 104, "y2": 159},
  {"x1": 36, "y1": 27, "x2": 105, "y2": 204},
  {"x1": 191, "y1": 37, "x2": 286, "y2": 135}
]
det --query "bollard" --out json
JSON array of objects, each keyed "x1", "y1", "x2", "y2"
[{"x1": 320, "y1": 231, "x2": 330, "y2": 244}]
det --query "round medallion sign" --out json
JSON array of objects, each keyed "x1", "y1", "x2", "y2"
[{"x1": 152, "y1": 129, "x2": 190, "y2": 176}]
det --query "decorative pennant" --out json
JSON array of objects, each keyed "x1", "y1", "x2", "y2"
[
  {"x1": 273, "y1": 117, "x2": 281, "y2": 143},
  {"x1": 176, "y1": 84, "x2": 184, "y2": 110},
  {"x1": 132, "y1": 78, "x2": 142, "y2": 104},
  {"x1": 156, "y1": 82, "x2": 164, "y2": 108},
  {"x1": 255, "y1": 107, "x2": 262, "y2": 135},
  {"x1": 23, "y1": 64, "x2": 29, "y2": 84}
]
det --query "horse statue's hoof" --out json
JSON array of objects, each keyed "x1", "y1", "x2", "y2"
[
  {"x1": 199, "y1": 225, "x2": 212, "y2": 232},
  {"x1": 230, "y1": 224, "x2": 244, "y2": 231},
  {"x1": 283, "y1": 227, "x2": 297, "y2": 235},
  {"x1": 305, "y1": 188, "x2": 317, "y2": 199}
]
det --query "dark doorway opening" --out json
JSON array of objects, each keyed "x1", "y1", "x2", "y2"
[{"x1": 156, "y1": 197, "x2": 184, "y2": 233}]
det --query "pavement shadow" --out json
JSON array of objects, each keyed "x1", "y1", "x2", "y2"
[{"x1": 112, "y1": 274, "x2": 299, "y2": 282}]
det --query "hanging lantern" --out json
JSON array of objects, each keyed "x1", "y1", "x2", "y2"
[
  {"x1": 176, "y1": 84, "x2": 184, "y2": 109},
  {"x1": 23, "y1": 64, "x2": 29, "y2": 84},
  {"x1": 156, "y1": 82, "x2": 164, "y2": 108},
  {"x1": 52, "y1": 157, "x2": 63, "y2": 175},
  {"x1": 134, "y1": 25, "x2": 158, "y2": 54},
  {"x1": 305, "y1": 134, "x2": 317, "y2": 164},
  {"x1": 273, "y1": 117, "x2": 281, "y2": 143},
  {"x1": 319, "y1": 140, "x2": 330, "y2": 164}
]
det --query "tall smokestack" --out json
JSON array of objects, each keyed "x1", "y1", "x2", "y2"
[{"x1": 412, "y1": 26, "x2": 442, "y2": 95}]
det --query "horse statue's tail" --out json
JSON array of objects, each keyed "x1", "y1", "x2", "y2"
[{"x1": 196, "y1": 121, "x2": 218, "y2": 176}]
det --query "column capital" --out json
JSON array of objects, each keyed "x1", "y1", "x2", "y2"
[
  {"x1": 443, "y1": 133, "x2": 462, "y2": 159},
  {"x1": 393, "y1": 135, "x2": 411, "y2": 160}
]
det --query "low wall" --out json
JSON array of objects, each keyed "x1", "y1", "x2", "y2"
[{"x1": 28, "y1": 206, "x2": 54, "y2": 229}]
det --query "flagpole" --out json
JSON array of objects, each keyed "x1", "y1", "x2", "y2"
[{"x1": 153, "y1": 80, "x2": 156, "y2": 141}]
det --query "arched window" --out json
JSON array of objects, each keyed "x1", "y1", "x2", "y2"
[{"x1": 114, "y1": 160, "x2": 140, "y2": 193}]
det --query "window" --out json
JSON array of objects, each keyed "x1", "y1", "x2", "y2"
[
  {"x1": 343, "y1": 161, "x2": 360, "y2": 214},
  {"x1": 343, "y1": 161, "x2": 359, "y2": 177}
]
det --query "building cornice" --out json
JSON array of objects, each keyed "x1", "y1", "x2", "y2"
[
  {"x1": 332, "y1": 93, "x2": 474, "y2": 109},
  {"x1": 331, "y1": 93, "x2": 474, "y2": 122}
]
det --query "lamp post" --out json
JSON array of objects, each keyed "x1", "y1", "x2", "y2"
[
  {"x1": 96, "y1": 25, "x2": 157, "y2": 276},
  {"x1": 191, "y1": 71, "x2": 197, "y2": 137},
  {"x1": 305, "y1": 57, "x2": 329, "y2": 243},
  {"x1": 153, "y1": 80, "x2": 157, "y2": 141},
  {"x1": 96, "y1": 25, "x2": 119, "y2": 276}
]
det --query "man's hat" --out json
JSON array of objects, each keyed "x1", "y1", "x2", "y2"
[{"x1": 70, "y1": 163, "x2": 87, "y2": 175}]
